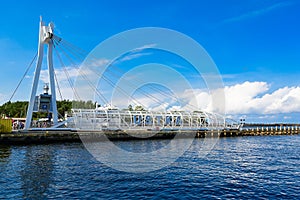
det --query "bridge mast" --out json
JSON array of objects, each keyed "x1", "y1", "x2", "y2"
[{"x1": 25, "y1": 17, "x2": 58, "y2": 129}]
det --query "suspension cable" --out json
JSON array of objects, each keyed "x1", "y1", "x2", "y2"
[
  {"x1": 105, "y1": 65, "x2": 200, "y2": 111},
  {"x1": 53, "y1": 38, "x2": 157, "y2": 107},
  {"x1": 56, "y1": 37, "x2": 164, "y2": 102},
  {"x1": 54, "y1": 38, "x2": 149, "y2": 107},
  {"x1": 53, "y1": 35, "x2": 87, "y2": 56},
  {"x1": 53, "y1": 37, "x2": 109, "y2": 104},
  {"x1": 52, "y1": 41, "x2": 81, "y2": 101},
  {"x1": 52, "y1": 36, "x2": 200, "y2": 111},
  {"x1": 8, "y1": 52, "x2": 38, "y2": 102},
  {"x1": 54, "y1": 70, "x2": 63, "y2": 100}
]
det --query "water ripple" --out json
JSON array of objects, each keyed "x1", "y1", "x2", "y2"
[{"x1": 0, "y1": 135, "x2": 299, "y2": 199}]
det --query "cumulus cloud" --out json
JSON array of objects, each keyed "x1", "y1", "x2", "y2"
[
  {"x1": 40, "y1": 66, "x2": 85, "y2": 100},
  {"x1": 248, "y1": 86, "x2": 300, "y2": 114},
  {"x1": 182, "y1": 81, "x2": 300, "y2": 114},
  {"x1": 40, "y1": 66, "x2": 78, "y2": 83},
  {"x1": 108, "y1": 81, "x2": 300, "y2": 115},
  {"x1": 224, "y1": 81, "x2": 269, "y2": 113},
  {"x1": 32, "y1": 64, "x2": 300, "y2": 117},
  {"x1": 39, "y1": 57, "x2": 111, "y2": 101}
]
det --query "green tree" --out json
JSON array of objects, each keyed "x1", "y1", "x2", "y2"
[
  {"x1": 0, "y1": 100, "x2": 96, "y2": 119},
  {"x1": 134, "y1": 105, "x2": 145, "y2": 111}
]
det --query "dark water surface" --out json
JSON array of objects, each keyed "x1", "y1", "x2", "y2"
[{"x1": 0, "y1": 135, "x2": 299, "y2": 199}]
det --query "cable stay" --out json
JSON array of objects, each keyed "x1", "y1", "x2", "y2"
[
  {"x1": 52, "y1": 38, "x2": 109, "y2": 105},
  {"x1": 52, "y1": 42, "x2": 81, "y2": 101},
  {"x1": 53, "y1": 38, "x2": 157, "y2": 109},
  {"x1": 63, "y1": 40, "x2": 201, "y2": 111},
  {"x1": 50, "y1": 34, "x2": 209, "y2": 114},
  {"x1": 54, "y1": 71, "x2": 63, "y2": 101},
  {"x1": 52, "y1": 36, "x2": 203, "y2": 112},
  {"x1": 8, "y1": 53, "x2": 38, "y2": 102}
]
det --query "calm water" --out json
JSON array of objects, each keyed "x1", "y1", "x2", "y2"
[{"x1": 0, "y1": 135, "x2": 299, "y2": 199}]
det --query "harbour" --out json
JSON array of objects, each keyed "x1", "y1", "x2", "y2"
[
  {"x1": 1, "y1": 17, "x2": 299, "y2": 146},
  {"x1": 1, "y1": 1, "x2": 300, "y2": 199},
  {"x1": 0, "y1": 0, "x2": 300, "y2": 200},
  {"x1": 0, "y1": 17, "x2": 241, "y2": 140}
]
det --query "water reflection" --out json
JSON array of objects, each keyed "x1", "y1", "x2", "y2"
[
  {"x1": 0, "y1": 136, "x2": 299, "y2": 199},
  {"x1": 0, "y1": 145, "x2": 11, "y2": 163},
  {"x1": 20, "y1": 145, "x2": 54, "y2": 199}
]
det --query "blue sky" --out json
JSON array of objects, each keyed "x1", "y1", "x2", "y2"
[{"x1": 0, "y1": 0, "x2": 300, "y2": 122}]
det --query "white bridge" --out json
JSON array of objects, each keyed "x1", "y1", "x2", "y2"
[
  {"x1": 72, "y1": 108, "x2": 239, "y2": 131},
  {"x1": 22, "y1": 17, "x2": 240, "y2": 131}
]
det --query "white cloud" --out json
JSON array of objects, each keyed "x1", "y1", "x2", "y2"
[
  {"x1": 40, "y1": 66, "x2": 81, "y2": 100},
  {"x1": 40, "y1": 66, "x2": 79, "y2": 83},
  {"x1": 249, "y1": 86, "x2": 300, "y2": 114},
  {"x1": 118, "y1": 52, "x2": 152, "y2": 62},
  {"x1": 223, "y1": 2, "x2": 292, "y2": 23},
  {"x1": 37, "y1": 58, "x2": 116, "y2": 101},
  {"x1": 182, "y1": 81, "x2": 300, "y2": 115},
  {"x1": 86, "y1": 58, "x2": 110, "y2": 68},
  {"x1": 180, "y1": 88, "x2": 212, "y2": 111},
  {"x1": 0, "y1": 93, "x2": 7, "y2": 105},
  {"x1": 98, "y1": 80, "x2": 300, "y2": 115},
  {"x1": 114, "y1": 44, "x2": 156, "y2": 63},
  {"x1": 133, "y1": 43, "x2": 157, "y2": 52},
  {"x1": 224, "y1": 81, "x2": 269, "y2": 113},
  {"x1": 30, "y1": 64, "x2": 300, "y2": 117}
]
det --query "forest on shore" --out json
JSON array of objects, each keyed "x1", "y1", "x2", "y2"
[
  {"x1": 0, "y1": 100, "x2": 95, "y2": 119},
  {"x1": 0, "y1": 100, "x2": 143, "y2": 119}
]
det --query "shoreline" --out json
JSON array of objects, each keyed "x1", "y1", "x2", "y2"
[{"x1": 0, "y1": 124, "x2": 299, "y2": 145}]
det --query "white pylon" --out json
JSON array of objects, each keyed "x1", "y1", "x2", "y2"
[{"x1": 25, "y1": 17, "x2": 58, "y2": 129}]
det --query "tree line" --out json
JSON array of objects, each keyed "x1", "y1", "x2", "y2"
[
  {"x1": 0, "y1": 100, "x2": 146, "y2": 119},
  {"x1": 0, "y1": 100, "x2": 95, "y2": 119}
]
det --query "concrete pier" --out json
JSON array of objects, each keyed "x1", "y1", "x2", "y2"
[
  {"x1": 0, "y1": 130, "x2": 79, "y2": 144},
  {"x1": 240, "y1": 124, "x2": 300, "y2": 136},
  {"x1": 0, "y1": 124, "x2": 299, "y2": 144}
]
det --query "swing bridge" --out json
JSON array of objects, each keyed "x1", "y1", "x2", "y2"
[
  {"x1": 71, "y1": 109, "x2": 238, "y2": 131},
  {"x1": 12, "y1": 17, "x2": 240, "y2": 132}
]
